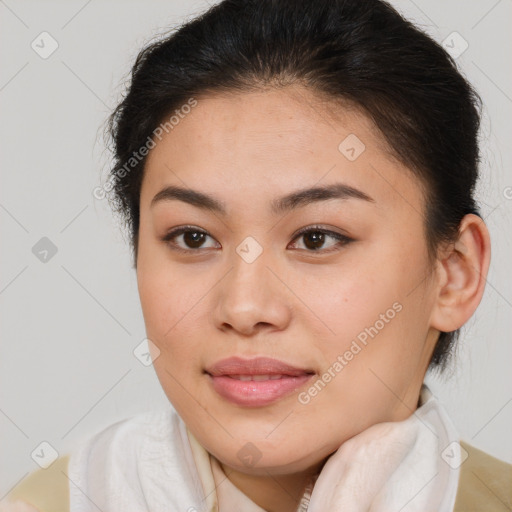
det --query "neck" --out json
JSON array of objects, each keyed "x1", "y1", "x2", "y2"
[{"x1": 219, "y1": 458, "x2": 326, "y2": 512}]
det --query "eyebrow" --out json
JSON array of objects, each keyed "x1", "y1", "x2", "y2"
[{"x1": 150, "y1": 182, "x2": 375, "y2": 215}]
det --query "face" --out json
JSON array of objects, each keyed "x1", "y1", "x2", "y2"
[{"x1": 136, "y1": 86, "x2": 441, "y2": 476}]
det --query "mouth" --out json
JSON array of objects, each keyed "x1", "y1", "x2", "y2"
[
  {"x1": 221, "y1": 374, "x2": 290, "y2": 381},
  {"x1": 205, "y1": 356, "x2": 315, "y2": 407}
]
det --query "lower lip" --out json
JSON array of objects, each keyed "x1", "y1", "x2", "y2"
[{"x1": 207, "y1": 374, "x2": 314, "y2": 407}]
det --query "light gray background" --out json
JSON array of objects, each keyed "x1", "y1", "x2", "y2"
[{"x1": 1, "y1": 0, "x2": 511, "y2": 496}]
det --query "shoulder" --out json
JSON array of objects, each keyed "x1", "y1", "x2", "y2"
[
  {"x1": 1, "y1": 454, "x2": 70, "y2": 512},
  {"x1": 453, "y1": 440, "x2": 512, "y2": 512},
  {"x1": 2, "y1": 406, "x2": 182, "y2": 512}
]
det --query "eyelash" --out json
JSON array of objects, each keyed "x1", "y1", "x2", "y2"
[{"x1": 161, "y1": 224, "x2": 354, "y2": 255}]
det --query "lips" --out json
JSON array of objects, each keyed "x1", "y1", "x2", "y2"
[
  {"x1": 206, "y1": 356, "x2": 313, "y2": 376},
  {"x1": 205, "y1": 356, "x2": 315, "y2": 407}
]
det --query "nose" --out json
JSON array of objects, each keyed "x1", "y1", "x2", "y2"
[{"x1": 212, "y1": 245, "x2": 292, "y2": 337}]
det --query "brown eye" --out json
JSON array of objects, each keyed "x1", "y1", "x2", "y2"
[
  {"x1": 182, "y1": 231, "x2": 207, "y2": 248},
  {"x1": 162, "y1": 226, "x2": 220, "y2": 252},
  {"x1": 289, "y1": 226, "x2": 353, "y2": 253},
  {"x1": 302, "y1": 231, "x2": 326, "y2": 250}
]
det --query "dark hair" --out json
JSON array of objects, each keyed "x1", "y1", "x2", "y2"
[{"x1": 104, "y1": 0, "x2": 483, "y2": 374}]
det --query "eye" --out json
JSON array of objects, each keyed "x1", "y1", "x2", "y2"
[
  {"x1": 161, "y1": 224, "x2": 354, "y2": 254},
  {"x1": 288, "y1": 225, "x2": 354, "y2": 253},
  {"x1": 161, "y1": 225, "x2": 220, "y2": 253}
]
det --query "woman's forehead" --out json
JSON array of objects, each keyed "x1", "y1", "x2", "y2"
[{"x1": 141, "y1": 89, "x2": 423, "y2": 217}]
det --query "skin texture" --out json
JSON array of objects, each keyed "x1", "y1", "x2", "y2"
[{"x1": 136, "y1": 86, "x2": 491, "y2": 512}]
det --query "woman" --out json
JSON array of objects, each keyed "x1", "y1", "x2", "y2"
[{"x1": 4, "y1": 0, "x2": 511, "y2": 510}]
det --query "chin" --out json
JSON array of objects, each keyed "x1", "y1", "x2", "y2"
[{"x1": 199, "y1": 429, "x2": 318, "y2": 472}]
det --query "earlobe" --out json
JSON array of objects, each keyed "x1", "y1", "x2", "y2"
[{"x1": 430, "y1": 214, "x2": 491, "y2": 333}]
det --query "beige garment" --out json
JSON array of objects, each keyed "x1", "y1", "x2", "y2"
[
  {"x1": 1, "y1": 455, "x2": 69, "y2": 512},
  {"x1": 453, "y1": 440, "x2": 512, "y2": 511}
]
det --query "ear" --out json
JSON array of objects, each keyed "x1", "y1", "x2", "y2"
[{"x1": 430, "y1": 214, "x2": 491, "y2": 333}]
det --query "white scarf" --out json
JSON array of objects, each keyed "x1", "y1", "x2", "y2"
[{"x1": 68, "y1": 383, "x2": 461, "y2": 511}]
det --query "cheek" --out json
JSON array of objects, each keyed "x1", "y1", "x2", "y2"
[
  {"x1": 296, "y1": 258, "x2": 397, "y2": 343},
  {"x1": 302, "y1": 240, "x2": 432, "y2": 362},
  {"x1": 137, "y1": 240, "x2": 197, "y2": 340},
  {"x1": 136, "y1": 255, "x2": 210, "y2": 377},
  {"x1": 137, "y1": 263, "x2": 206, "y2": 407}
]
